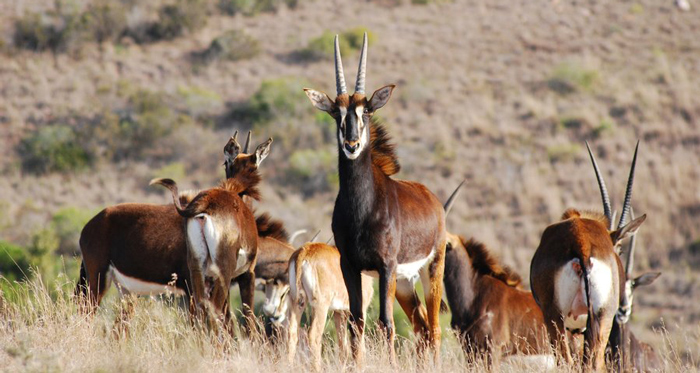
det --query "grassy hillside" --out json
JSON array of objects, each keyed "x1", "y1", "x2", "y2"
[{"x1": 1, "y1": 0, "x2": 699, "y2": 368}]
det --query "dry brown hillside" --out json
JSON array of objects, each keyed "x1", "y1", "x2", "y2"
[{"x1": 1, "y1": 0, "x2": 699, "y2": 362}]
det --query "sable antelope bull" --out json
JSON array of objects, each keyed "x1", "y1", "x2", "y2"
[
  {"x1": 607, "y1": 219, "x2": 661, "y2": 372},
  {"x1": 304, "y1": 33, "x2": 449, "y2": 364},
  {"x1": 530, "y1": 142, "x2": 646, "y2": 371},
  {"x1": 286, "y1": 243, "x2": 374, "y2": 370},
  {"x1": 443, "y1": 233, "x2": 549, "y2": 362},
  {"x1": 76, "y1": 135, "x2": 272, "y2": 324}
]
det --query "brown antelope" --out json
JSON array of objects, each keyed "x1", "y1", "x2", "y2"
[
  {"x1": 76, "y1": 135, "x2": 273, "y2": 324},
  {"x1": 286, "y1": 243, "x2": 374, "y2": 370},
  {"x1": 443, "y1": 233, "x2": 549, "y2": 362},
  {"x1": 304, "y1": 33, "x2": 448, "y2": 365},
  {"x1": 152, "y1": 176, "x2": 259, "y2": 323},
  {"x1": 607, "y1": 220, "x2": 661, "y2": 372},
  {"x1": 530, "y1": 142, "x2": 646, "y2": 371}
]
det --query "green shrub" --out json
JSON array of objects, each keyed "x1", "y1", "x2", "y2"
[
  {"x1": 288, "y1": 148, "x2": 337, "y2": 196},
  {"x1": 547, "y1": 143, "x2": 581, "y2": 163},
  {"x1": 151, "y1": 162, "x2": 187, "y2": 182},
  {"x1": 0, "y1": 241, "x2": 31, "y2": 282},
  {"x1": 19, "y1": 125, "x2": 91, "y2": 174},
  {"x1": 218, "y1": 0, "x2": 295, "y2": 16},
  {"x1": 83, "y1": 0, "x2": 127, "y2": 44},
  {"x1": 148, "y1": 0, "x2": 207, "y2": 41},
  {"x1": 51, "y1": 207, "x2": 94, "y2": 256},
  {"x1": 200, "y1": 30, "x2": 260, "y2": 63},
  {"x1": 234, "y1": 77, "x2": 312, "y2": 127},
  {"x1": 548, "y1": 63, "x2": 599, "y2": 94},
  {"x1": 177, "y1": 85, "x2": 224, "y2": 120},
  {"x1": 13, "y1": 10, "x2": 87, "y2": 53},
  {"x1": 299, "y1": 28, "x2": 376, "y2": 61}
]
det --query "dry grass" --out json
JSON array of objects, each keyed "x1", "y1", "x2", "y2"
[
  {"x1": 0, "y1": 274, "x2": 698, "y2": 372},
  {"x1": 0, "y1": 0, "x2": 699, "y2": 370}
]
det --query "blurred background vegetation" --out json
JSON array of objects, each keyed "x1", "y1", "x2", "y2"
[{"x1": 0, "y1": 0, "x2": 699, "y2": 347}]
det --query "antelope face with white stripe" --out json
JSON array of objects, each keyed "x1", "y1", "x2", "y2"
[
  {"x1": 304, "y1": 34, "x2": 394, "y2": 160},
  {"x1": 257, "y1": 279, "x2": 290, "y2": 324}
]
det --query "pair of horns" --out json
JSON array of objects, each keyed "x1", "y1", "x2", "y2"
[
  {"x1": 586, "y1": 140, "x2": 639, "y2": 231},
  {"x1": 231, "y1": 130, "x2": 253, "y2": 154},
  {"x1": 334, "y1": 32, "x2": 368, "y2": 96}
]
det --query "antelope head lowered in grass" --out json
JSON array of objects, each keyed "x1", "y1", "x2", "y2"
[
  {"x1": 530, "y1": 141, "x2": 646, "y2": 371},
  {"x1": 607, "y1": 214, "x2": 661, "y2": 372}
]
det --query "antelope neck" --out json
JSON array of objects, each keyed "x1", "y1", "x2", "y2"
[
  {"x1": 444, "y1": 248, "x2": 477, "y2": 317},
  {"x1": 337, "y1": 143, "x2": 376, "y2": 220}
]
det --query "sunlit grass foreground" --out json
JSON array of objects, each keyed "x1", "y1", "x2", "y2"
[{"x1": 0, "y1": 273, "x2": 697, "y2": 372}]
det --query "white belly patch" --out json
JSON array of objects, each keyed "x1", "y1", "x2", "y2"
[
  {"x1": 109, "y1": 265, "x2": 185, "y2": 296},
  {"x1": 361, "y1": 250, "x2": 435, "y2": 284}
]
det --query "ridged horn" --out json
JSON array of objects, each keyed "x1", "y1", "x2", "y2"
[
  {"x1": 354, "y1": 32, "x2": 368, "y2": 94},
  {"x1": 586, "y1": 141, "x2": 613, "y2": 229},
  {"x1": 617, "y1": 140, "x2": 640, "y2": 229},
  {"x1": 334, "y1": 35, "x2": 347, "y2": 95},
  {"x1": 243, "y1": 131, "x2": 252, "y2": 154},
  {"x1": 310, "y1": 230, "x2": 321, "y2": 243},
  {"x1": 444, "y1": 179, "x2": 466, "y2": 217}
]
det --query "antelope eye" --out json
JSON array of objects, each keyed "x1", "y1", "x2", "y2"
[{"x1": 363, "y1": 107, "x2": 370, "y2": 114}]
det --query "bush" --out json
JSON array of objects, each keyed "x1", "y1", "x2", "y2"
[
  {"x1": 51, "y1": 207, "x2": 94, "y2": 256},
  {"x1": 218, "y1": 0, "x2": 295, "y2": 16},
  {"x1": 199, "y1": 30, "x2": 260, "y2": 63},
  {"x1": 148, "y1": 0, "x2": 207, "y2": 41},
  {"x1": 233, "y1": 77, "x2": 312, "y2": 127},
  {"x1": 548, "y1": 62, "x2": 599, "y2": 94},
  {"x1": 19, "y1": 125, "x2": 91, "y2": 174},
  {"x1": 0, "y1": 241, "x2": 31, "y2": 282},
  {"x1": 83, "y1": 0, "x2": 127, "y2": 44},
  {"x1": 288, "y1": 148, "x2": 337, "y2": 196},
  {"x1": 299, "y1": 28, "x2": 376, "y2": 61},
  {"x1": 13, "y1": 10, "x2": 87, "y2": 54}
]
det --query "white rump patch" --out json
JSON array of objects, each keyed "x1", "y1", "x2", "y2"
[
  {"x1": 186, "y1": 214, "x2": 220, "y2": 271},
  {"x1": 555, "y1": 258, "x2": 587, "y2": 331},
  {"x1": 301, "y1": 260, "x2": 316, "y2": 303},
  {"x1": 288, "y1": 258, "x2": 298, "y2": 300},
  {"x1": 109, "y1": 266, "x2": 184, "y2": 296},
  {"x1": 236, "y1": 248, "x2": 248, "y2": 272},
  {"x1": 588, "y1": 257, "x2": 614, "y2": 313}
]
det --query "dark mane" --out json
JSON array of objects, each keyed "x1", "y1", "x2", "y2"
[
  {"x1": 460, "y1": 236, "x2": 522, "y2": 288},
  {"x1": 219, "y1": 169, "x2": 261, "y2": 201},
  {"x1": 369, "y1": 121, "x2": 400, "y2": 176},
  {"x1": 255, "y1": 212, "x2": 289, "y2": 242}
]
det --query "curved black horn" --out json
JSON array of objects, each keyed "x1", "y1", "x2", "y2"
[
  {"x1": 334, "y1": 35, "x2": 347, "y2": 95},
  {"x1": 618, "y1": 140, "x2": 640, "y2": 229},
  {"x1": 310, "y1": 230, "x2": 321, "y2": 243},
  {"x1": 586, "y1": 141, "x2": 613, "y2": 229},
  {"x1": 444, "y1": 179, "x2": 466, "y2": 217},
  {"x1": 243, "y1": 131, "x2": 252, "y2": 154},
  {"x1": 354, "y1": 32, "x2": 368, "y2": 94},
  {"x1": 150, "y1": 178, "x2": 186, "y2": 215}
]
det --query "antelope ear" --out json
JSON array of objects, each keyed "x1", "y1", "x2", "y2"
[
  {"x1": 255, "y1": 138, "x2": 273, "y2": 167},
  {"x1": 632, "y1": 272, "x2": 661, "y2": 289},
  {"x1": 304, "y1": 89, "x2": 334, "y2": 113},
  {"x1": 368, "y1": 84, "x2": 395, "y2": 111},
  {"x1": 610, "y1": 214, "x2": 646, "y2": 244}
]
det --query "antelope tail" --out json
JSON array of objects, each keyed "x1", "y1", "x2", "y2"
[{"x1": 581, "y1": 258, "x2": 600, "y2": 365}]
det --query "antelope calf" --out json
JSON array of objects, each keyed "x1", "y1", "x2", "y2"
[
  {"x1": 286, "y1": 243, "x2": 374, "y2": 370},
  {"x1": 530, "y1": 142, "x2": 646, "y2": 371},
  {"x1": 607, "y1": 225, "x2": 661, "y2": 372},
  {"x1": 444, "y1": 233, "x2": 549, "y2": 362},
  {"x1": 76, "y1": 135, "x2": 272, "y2": 324},
  {"x1": 305, "y1": 33, "x2": 448, "y2": 365}
]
